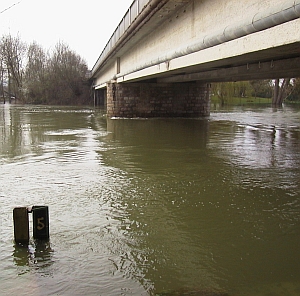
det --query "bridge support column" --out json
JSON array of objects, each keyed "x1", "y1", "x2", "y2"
[{"x1": 106, "y1": 82, "x2": 210, "y2": 118}]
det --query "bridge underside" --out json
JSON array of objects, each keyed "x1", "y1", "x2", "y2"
[
  {"x1": 156, "y1": 48, "x2": 300, "y2": 84},
  {"x1": 93, "y1": 0, "x2": 300, "y2": 118},
  {"x1": 116, "y1": 19, "x2": 300, "y2": 84},
  {"x1": 95, "y1": 41, "x2": 300, "y2": 118}
]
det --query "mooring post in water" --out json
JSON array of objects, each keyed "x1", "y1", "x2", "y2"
[
  {"x1": 13, "y1": 207, "x2": 29, "y2": 244},
  {"x1": 32, "y1": 206, "x2": 49, "y2": 240}
]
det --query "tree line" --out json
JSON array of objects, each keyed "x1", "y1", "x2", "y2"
[
  {"x1": 0, "y1": 34, "x2": 91, "y2": 105},
  {"x1": 212, "y1": 78, "x2": 300, "y2": 106}
]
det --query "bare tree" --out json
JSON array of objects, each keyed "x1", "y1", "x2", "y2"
[
  {"x1": 46, "y1": 41, "x2": 90, "y2": 104},
  {"x1": 0, "y1": 34, "x2": 27, "y2": 100},
  {"x1": 0, "y1": 35, "x2": 91, "y2": 105},
  {"x1": 23, "y1": 41, "x2": 90, "y2": 105},
  {"x1": 290, "y1": 78, "x2": 300, "y2": 101},
  {"x1": 0, "y1": 59, "x2": 5, "y2": 103},
  {"x1": 24, "y1": 42, "x2": 48, "y2": 103},
  {"x1": 272, "y1": 78, "x2": 292, "y2": 105}
]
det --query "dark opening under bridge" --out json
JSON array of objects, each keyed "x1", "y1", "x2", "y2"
[{"x1": 91, "y1": 0, "x2": 300, "y2": 117}]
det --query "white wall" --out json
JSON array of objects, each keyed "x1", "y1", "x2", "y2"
[{"x1": 93, "y1": 0, "x2": 300, "y2": 87}]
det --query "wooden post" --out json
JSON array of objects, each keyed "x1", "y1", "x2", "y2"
[
  {"x1": 13, "y1": 207, "x2": 29, "y2": 244},
  {"x1": 32, "y1": 206, "x2": 49, "y2": 240}
]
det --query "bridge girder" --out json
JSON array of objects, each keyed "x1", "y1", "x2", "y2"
[
  {"x1": 93, "y1": 0, "x2": 300, "y2": 88},
  {"x1": 157, "y1": 56, "x2": 300, "y2": 83}
]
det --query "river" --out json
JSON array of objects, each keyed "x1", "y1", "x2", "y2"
[{"x1": 0, "y1": 103, "x2": 300, "y2": 296}]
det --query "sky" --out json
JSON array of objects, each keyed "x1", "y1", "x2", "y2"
[{"x1": 0, "y1": 0, "x2": 133, "y2": 68}]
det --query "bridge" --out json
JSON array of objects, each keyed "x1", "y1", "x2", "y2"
[{"x1": 91, "y1": 0, "x2": 300, "y2": 117}]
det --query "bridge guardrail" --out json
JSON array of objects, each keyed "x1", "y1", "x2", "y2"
[{"x1": 92, "y1": 0, "x2": 151, "y2": 75}]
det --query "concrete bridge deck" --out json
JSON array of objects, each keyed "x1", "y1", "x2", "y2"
[{"x1": 91, "y1": 0, "x2": 300, "y2": 117}]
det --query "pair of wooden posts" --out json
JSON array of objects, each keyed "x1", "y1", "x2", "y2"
[{"x1": 13, "y1": 206, "x2": 49, "y2": 244}]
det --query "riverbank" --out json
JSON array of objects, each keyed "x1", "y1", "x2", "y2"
[{"x1": 211, "y1": 95, "x2": 300, "y2": 105}]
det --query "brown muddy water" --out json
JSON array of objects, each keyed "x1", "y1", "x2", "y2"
[{"x1": 0, "y1": 104, "x2": 300, "y2": 296}]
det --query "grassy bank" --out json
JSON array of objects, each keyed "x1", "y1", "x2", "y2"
[
  {"x1": 211, "y1": 95, "x2": 300, "y2": 105},
  {"x1": 210, "y1": 95, "x2": 272, "y2": 105}
]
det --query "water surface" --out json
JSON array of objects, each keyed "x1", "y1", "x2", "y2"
[{"x1": 1, "y1": 104, "x2": 300, "y2": 295}]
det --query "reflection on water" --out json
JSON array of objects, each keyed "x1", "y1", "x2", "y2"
[
  {"x1": 0, "y1": 104, "x2": 300, "y2": 295},
  {"x1": 103, "y1": 112, "x2": 300, "y2": 295},
  {"x1": 13, "y1": 240, "x2": 54, "y2": 275}
]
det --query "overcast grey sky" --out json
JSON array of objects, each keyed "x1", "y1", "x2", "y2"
[{"x1": 0, "y1": 0, "x2": 133, "y2": 68}]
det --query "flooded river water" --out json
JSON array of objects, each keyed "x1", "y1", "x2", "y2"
[{"x1": 1, "y1": 104, "x2": 300, "y2": 296}]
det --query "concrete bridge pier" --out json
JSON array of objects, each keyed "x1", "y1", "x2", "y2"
[{"x1": 106, "y1": 82, "x2": 210, "y2": 118}]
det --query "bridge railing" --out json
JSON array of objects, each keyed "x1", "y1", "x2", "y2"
[{"x1": 92, "y1": 0, "x2": 151, "y2": 74}]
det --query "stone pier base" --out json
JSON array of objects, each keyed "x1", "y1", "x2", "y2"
[{"x1": 106, "y1": 82, "x2": 210, "y2": 118}]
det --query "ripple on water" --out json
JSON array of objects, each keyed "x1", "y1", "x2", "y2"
[{"x1": 1, "y1": 105, "x2": 300, "y2": 295}]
